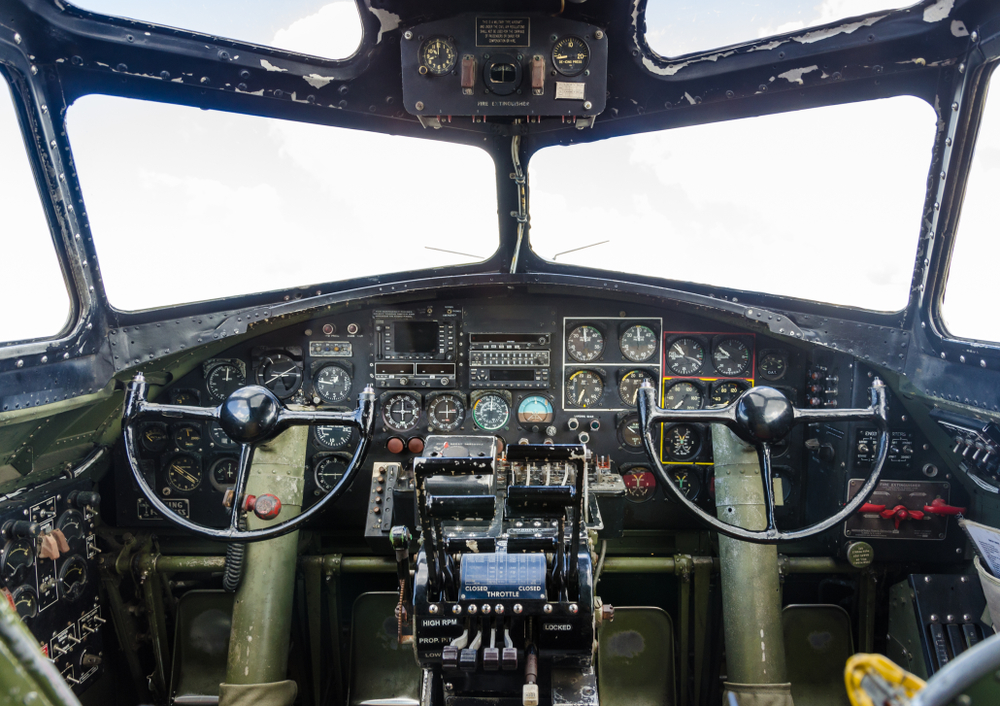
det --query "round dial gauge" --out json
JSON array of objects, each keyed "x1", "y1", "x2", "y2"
[
  {"x1": 140, "y1": 423, "x2": 169, "y2": 453},
  {"x1": 428, "y1": 394, "x2": 465, "y2": 432},
  {"x1": 210, "y1": 457, "x2": 238, "y2": 491},
  {"x1": 620, "y1": 324, "x2": 657, "y2": 362},
  {"x1": 663, "y1": 424, "x2": 701, "y2": 461},
  {"x1": 552, "y1": 36, "x2": 590, "y2": 77},
  {"x1": 314, "y1": 425, "x2": 352, "y2": 450},
  {"x1": 517, "y1": 395, "x2": 554, "y2": 425},
  {"x1": 256, "y1": 353, "x2": 303, "y2": 399},
  {"x1": 472, "y1": 393, "x2": 510, "y2": 432},
  {"x1": 566, "y1": 370, "x2": 604, "y2": 408},
  {"x1": 58, "y1": 555, "x2": 88, "y2": 601},
  {"x1": 208, "y1": 422, "x2": 238, "y2": 449},
  {"x1": 56, "y1": 510, "x2": 85, "y2": 546},
  {"x1": 618, "y1": 416, "x2": 643, "y2": 449},
  {"x1": 567, "y1": 325, "x2": 605, "y2": 362},
  {"x1": 2, "y1": 539, "x2": 34, "y2": 584},
  {"x1": 619, "y1": 370, "x2": 655, "y2": 407},
  {"x1": 709, "y1": 380, "x2": 749, "y2": 407},
  {"x1": 671, "y1": 467, "x2": 702, "y2": 501},
  {"x1": 173, "y1": 424, "x2": 202, "y2": 451},
  {"x1": 666, "y1": 338, "x2": 705, "y2": 376},
  {"x1": 314, "y1": 364, "x2": 352, "y2": 404},
  {"x1": 712, "y1": 338, "x2": 751, "y2": 376},
  {"x1": 314, "y1": 454, "x2": 350, "y2": 493},
  {"x1": 419, "y1": 37, "x2": 458, "y2": 76},
  {"x1": 758, "y1": 352, "x2": 788, "y2": 381},
  {"x1": 165, "y1": 455, "x2": 201, "y2": 493},
  {"x1": 383, "y1": 394, "x2": 421, "y2": 432},
  {"x1": 206, "y1": 362, "x2": 245, "y2": 402},
  {"x1": 663, "y1": 381, "x2": 702, "y2": 410},
  {"x1": 12, "y1": 585, "x2": 37, "y2": 620},
  {"x1": 171, "y1": 390, "x2": 199, "y2": 406},
  {"x1": 622, "y1": 468, "x2": 656, "y2": 503}
]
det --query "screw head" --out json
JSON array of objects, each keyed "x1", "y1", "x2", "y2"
[
  {"x1": 404, "y1": 30, "x2": 413, "y2": 40},
  {"x1": 495, "y1": 604, "x2": 504, "y2": 614},
  {"x1": 513, "y1": 604, "x2": 523, "y2": 614},
  {"x1": 543, "y1": 604, "x2": 553, "y2": 614},
  {"x1": 482, "y1": 604, "x2": 491, "y2": 614},
  {"x1": 415, "y1": 101, "x2": 425, "y2": 111},
  {"x1": 468, "y1": 604, "x2": 478, "y2": 615},
  {"x1": 583, "y1": 101, "x2": 593, "y2": 110},
  {"x1": 569, "y1": 603, "x2": 579, "y2": 614},
  {"x1": 429, "y1": 604, "x2": 439, "y2": 614},
  {"x1": 452, "y1": 604, "x2": 462, "y2": 614}
]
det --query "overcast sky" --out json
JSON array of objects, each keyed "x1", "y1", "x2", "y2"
[{"x1": 1, "y1": 0, "x2": 995, "y2": 343}]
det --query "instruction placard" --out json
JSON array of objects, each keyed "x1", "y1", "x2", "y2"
[{"x1": 476, "y1": 17, "x2": 529, "y2": 47}]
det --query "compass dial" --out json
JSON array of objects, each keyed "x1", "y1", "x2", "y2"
[
  {"x1": 382, "y1": 394, "x2": 421, "y2": 432},
  {"x1": 428, "y1": 394, "x2": 465, "y2": 432}
]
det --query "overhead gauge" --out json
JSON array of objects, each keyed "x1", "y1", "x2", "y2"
[
  {"x1": 2, "y1": 539, "x2": 34, "y2": 584},
  {"x1": 383, "y1": 393, "x2": 421, "y2": 432},
  {"x1": 712, "y1": 338, "x2": 751, "y2": 376},
  {"x1": 671, "y1": 467, "x2": 702, "y2": 501},
  {"x1": 567, "y1": 325, "x2": 605, "y2": 362},
  {"x1": 709, "y1": 380, "x2": 749, "y2": 407},
  {"x1": 663, "y1": 424, "x2": 701, "y2": 461},
  {"x1": 256, "y1": 353, "x2": 303, "y2": 399},
  {"x1": 210, "y1": 457, "x2": 238, "y2": 491},
  {"x1": 618, "y1": 415, "x2": 643, "y2": 449},
  {"x1": 314, "y1": 364, "x2": 352, "y2": 404},
  {"x1": 566, "y1": 370, "x2": 604, "y2": 408},
  {"x1": 165, "y1": 455, "x2": 201, "y2": 493},
  {"x1": 314, "y1": 454, "x2": 351, "y2": 493},
  {"x1": 173, "y1": 424, "x2": 202, "y2": 451},
  {"x1": 663, "y1": 381, "x2": 702, "y2": 410},
  {"x1": 58, "y1": 555, "x2": 88, "y2": 601},
  {"x1": 11, "y1": 585, "x2": 37, "y2": 619},
  {"x1": 517, "y1": 395, "x2": 554, "y2": 425},
  {"x1": 428, "y1": 394, "x2": 465, "y2": 432},
  {"x1": 472, "y1": 393, "x2": 510, "y2": 432},
  {"x1": 619, "y1": 370, "x2": 655, "y2": 407},
  {"x1": 208, "y1": 422, "x2": 238, "y2": 450},
  {"x1": 620, "y1": 324, "x2": 657, "y2": 362},
  {"x1": 622, "y1": 468, "x2": 656, "y2": 503},
  {"x1": 758, "y1": 351, "x2": 788, "y2": 381},
  {"x1": 314, "y1": 425, "x2": 352, "y2": 450},
  {"x1": 140, "y1": 423, "x2": 169, "y2": 453},
  {"x1": 206, "y1": 361, "x2": 245, "y2": 402},
  {"x1": 552, "y1": 36, "x2": 590, "y2": 77},
  {"x1": 419, "y1": 36, "x2": 458, "y2": 76},
  {"x1": 666, "y1": 338, "x2": 704, "y2": 376}
]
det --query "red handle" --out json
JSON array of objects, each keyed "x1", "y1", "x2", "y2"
[
  {"x1": 242, "y1": 494, "x2": 282, "y2": 521},
  {"x1": 859, "y1": 503, "x2": 886, "y2": 514},
  {"x1": 922, "y1": 498, "x2": 966, "y2": 516},
  {"x1": 878, "y1": 505, "x2": 924, "y2": 529}
]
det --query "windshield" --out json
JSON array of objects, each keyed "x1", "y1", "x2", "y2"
[
  {"x1": 67, "y1": 95, "x2": 499, "y2": 312},
  {"x1": 528, "y1": 95, "x2": 936, "y2": 311}
]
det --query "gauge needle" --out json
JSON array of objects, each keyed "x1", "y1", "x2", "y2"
[
  {"x1": 717, "y1": 349, "x2": 730, "y2": 359},
  {"x1": 673, "y1": 399, "x2": 686, "y2": 409},
  {"x1": 267, "y1": 366, "x2": 297, "y2": 384},
  {"x1": 578, "y1": 388, "x2": 585, "y2": 404},
  {"x1": 173, "y1": 467, "x2": 197, "y2": 483}
]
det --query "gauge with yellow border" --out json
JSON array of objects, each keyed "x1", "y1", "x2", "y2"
[
  {"x1": 419, "y1": 36, "x2": 458, "y2": 76},
  {"x1": 165, "y1": 455, "x2": 202, "y2": 493},
  {"x1": 709, "y1": 380, "x2": 749, "y2": 407},
  {"x1": 472, "y1": 393, "x2": 510, "y2": 431},
  {"x1": 663, "y1": 424, "x2": 701, "y2": 461},
  {"x1": 663, "y1": 381, "x2": 702, "y2": 410},
  {"x1": 566, "y1": 370, "x2": 604, "y2": 408}
]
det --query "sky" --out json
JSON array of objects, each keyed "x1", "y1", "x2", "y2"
[{"x1": 1, "y1": 0, "x2": 997, "y2": 343}]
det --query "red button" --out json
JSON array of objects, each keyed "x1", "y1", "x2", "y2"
[
  {"x1": 387, "y1": 437, "x2": 405, "y2": 454},
  {"x1": 408, "y1": 437, "x2": 425, "y2": 454}
]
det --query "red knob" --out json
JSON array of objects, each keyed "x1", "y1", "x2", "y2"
[
  {"x1": 407, "y1": 437, "x2": 425, "y2": 454},
  {"x1": 387, "y1": 437, "x2": 405, "y2": 454},
  {"x1": 878, "y1": 504, "x2": 924, "y2": 529},
  {"x1": 922, "y1": 498, "x2": 966, "y2": 516},
  {"x1": 859, "y1": 503, "x2": 886, "y2": 514},
  {"x1": 243, "y1": 494, "x2": 282, "y2": 521}
]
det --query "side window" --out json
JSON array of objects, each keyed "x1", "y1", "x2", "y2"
[
  {"x1": 0, "y1": 75, "x2": 71, "y2": 344},
  {"x1": 941, "y1": 72, "x2": 1000, "y2": 343}
]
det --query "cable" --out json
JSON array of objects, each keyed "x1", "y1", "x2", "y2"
[{"x1": 595, "y1": 540, "x2": 607, "y2": 586}]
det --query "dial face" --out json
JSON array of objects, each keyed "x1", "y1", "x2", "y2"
[
  {"x1": 663, "y1": 381, "x2": 702, "y2": 410},
  {"x1": 428, "y1": 394, "x2": 466, "y2": 431},
  {"x1": 472, "y1": 393, "x2": 510, "y2": 432},
  {"x1": 171, "y1": 390, "x2": 199, "y2": 406},
  {"x1": 619, "y1": 370, "x2": 655, "y2": 407},
  {"x1": 620, "y1": 324, "x2": 657, "y2": 362},
  {"x1": 314, "y1": 425, "x2": 352, "y2": 449},
  {"x1": 667, "y1": 338, "x2": 705, "y2": 376},
  {"x1": 663, "y1": 424, "x2": 701, "y2": 461},
  {"x1": 712, "y1": 338, "x2": 751, "y2": 376},
  {"x1": 758, "y1": 352, "x2": 788, "y2": 381},
  {"x1": 210, "y1": 457, "x2": 239, "y2": 491},
  {"x1": 165, "y1": 455, "x2": 202, "y2": 493},
  {"x1": 173, "y1": 424, "x2": 202, "y2": 451},
  {"x1": 58, "y1": 555, "x2": 87, "y2": 601},
  {"x1": 256, "y1": 353, "x2": 303, "y2": 399},
  {"x1": 618, "y1": 416, "x2": 643, "y2": 448},
  {"x1": 419, "y1": 36, "x2": 458, "y2": 76},
  {"x1": 56, "y1": 510, "x2": 85, "y2": 545},
  {"x1": 567, "y1": 325, "x2": 605, "y2": 362},
  {"x1": 2, "y1": 539, "x2": 34, "y2": 584},
  {"x1": 314, "y1": 364, "x2": 352, "y2": 404},
  {"x1": 208, "y1": 422, "x2": 238, "y2": 449},
  {"x1": 314, "y1": 455, "x2": 350, "y2": 493},
  {"x1": 709, "y1": 380, "x2": 749, "y2": 407},
  {"x1": 566, "y1": 370, "x2": 604, "y2": 408},
  {"x1": 206, "y1": 362, "x2": 245, "y2": 402},
  {"x1": 671, "y1": 468, "x2": 702, "y2": 501},
  {"x1": 383, "y1": 394, "x2": 421, "y2": 432},
  {"x1": 517, "y1": 395, "x2": 554, "y2": 425},
  {"x1": 12, "y1": 585, "x2": 37, "y2": 620},
  {"x1": 140, "y1": 423, "x2": 169, "y2": 453},
  {"x1": 622, "y1": 468, "x2": 656, "y2": 503},
  {"x1": 552, "y1": 36, "x2": 590, "y2": 77}
]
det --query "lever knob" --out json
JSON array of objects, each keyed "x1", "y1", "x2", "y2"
[
  {"x1": 243, "y1": 494, "x2": 282, "y2": 521},
  {"x1": 69, "y1": 491, "x2": 101, "y2": 509},
  {"x1": 3, "y1": 521, "x2": 41, "y2": 539}
]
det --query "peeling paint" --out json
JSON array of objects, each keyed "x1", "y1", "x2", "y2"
[
  {"x1": 641, "y1": 50, "x2": 736, "y2": 77},
  {"x1": 304, "y1": 73, "x2": 335, "y2": 89},
  {"x1": 369, "y1": 7, "x2": 401, "y2": 44},
  {"x1": 923, "y1": 0, "x2": 954, "y2": 23},
  {"x1": 778, "y1": 65, "x2": 819, "y2": 85},
  {"x1": 235, "y1": 87, "x2": 265, "y2": 95},
  {"x1": 466, "y1": 540, "x2": 479, "y2": 552},
  {"x1": 747, "y1": 40, "x2": 788, "y2": 53},
  {"x1": 951, "y1": 20, "x2": 969, "y2": 37},
  {"x1": 683, "y1": 92, "x2": 696, "y2": 105},
  {"x1": 260, "y1": 59, "x2": 287, "y2": 73},
  {"x1": 792, "y1": 16, "x2": 886, "y2": 45}
]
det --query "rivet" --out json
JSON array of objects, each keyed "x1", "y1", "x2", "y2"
[
  {"x1": 481, "y1": 604, "x2": 491, "y2": 614},
  {"x1": 404, "y1": 30, "x2": 413, "y2": 40},
  {"x1": 415, "y1": 101, "x2": 425, "y2": 110},
  {"x1": 595, "y1": 30, "x2": 604, "y2": 40},
  {"x1": 960, "y1": 355, "x2": 966, "y2": 363},
  {"x1": 452, "y1": 604, "x2": 462, "y2": 614},
  {"x1": 16, "y1": 359, "x2": 23, "y2": 368},
  {"x1": 971, "y1": 31, "x2": 979, "y2": 43},
  {"x1": 543, "y1": 604, "x2": 553, "y2": 614},
  {"x1": 468, "y1": 604, "x2": 477, "y2": 615},
  {"x1": 952, "y1": 102, "x2": 959, "y2": 112},
  {"x1": 569, "y1": 603, "x2": 579, "y2": 614},
  {"x1": 14, "y1": 33, "x2": 21, "y2": 44},
  {"x1": 513, "y1": 604, "x2": 523, "y2": 614},
  {"x1": 428, "y1": 604, "x2": 439, "y2": 614},
  {"x1": 495, "y1": 604, "x2": 504, "y2": 614},
  {"x1": 583, "y1": 101, "x2": 593, "y2": 110}
]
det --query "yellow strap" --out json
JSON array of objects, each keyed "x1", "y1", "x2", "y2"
[{"x1": 845, "y1": 653, "x2": 926, "y2": 706}]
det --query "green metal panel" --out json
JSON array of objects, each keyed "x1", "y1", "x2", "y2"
[
  {"x1": 348, "y1": 592, "x2": 422, "y2": 706},
  {"x1": 887, "y1": 579, "x2": 930, "y2": 680},
  {"x1": 782, "y1": 604, "x2": 854, "y2": 706},
  {"x1": 170, "y1": 590, "x2": 234, "y2": 703},
  {"x1": 597, "y1": 606, "x2": 675, "y2": 706}
]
